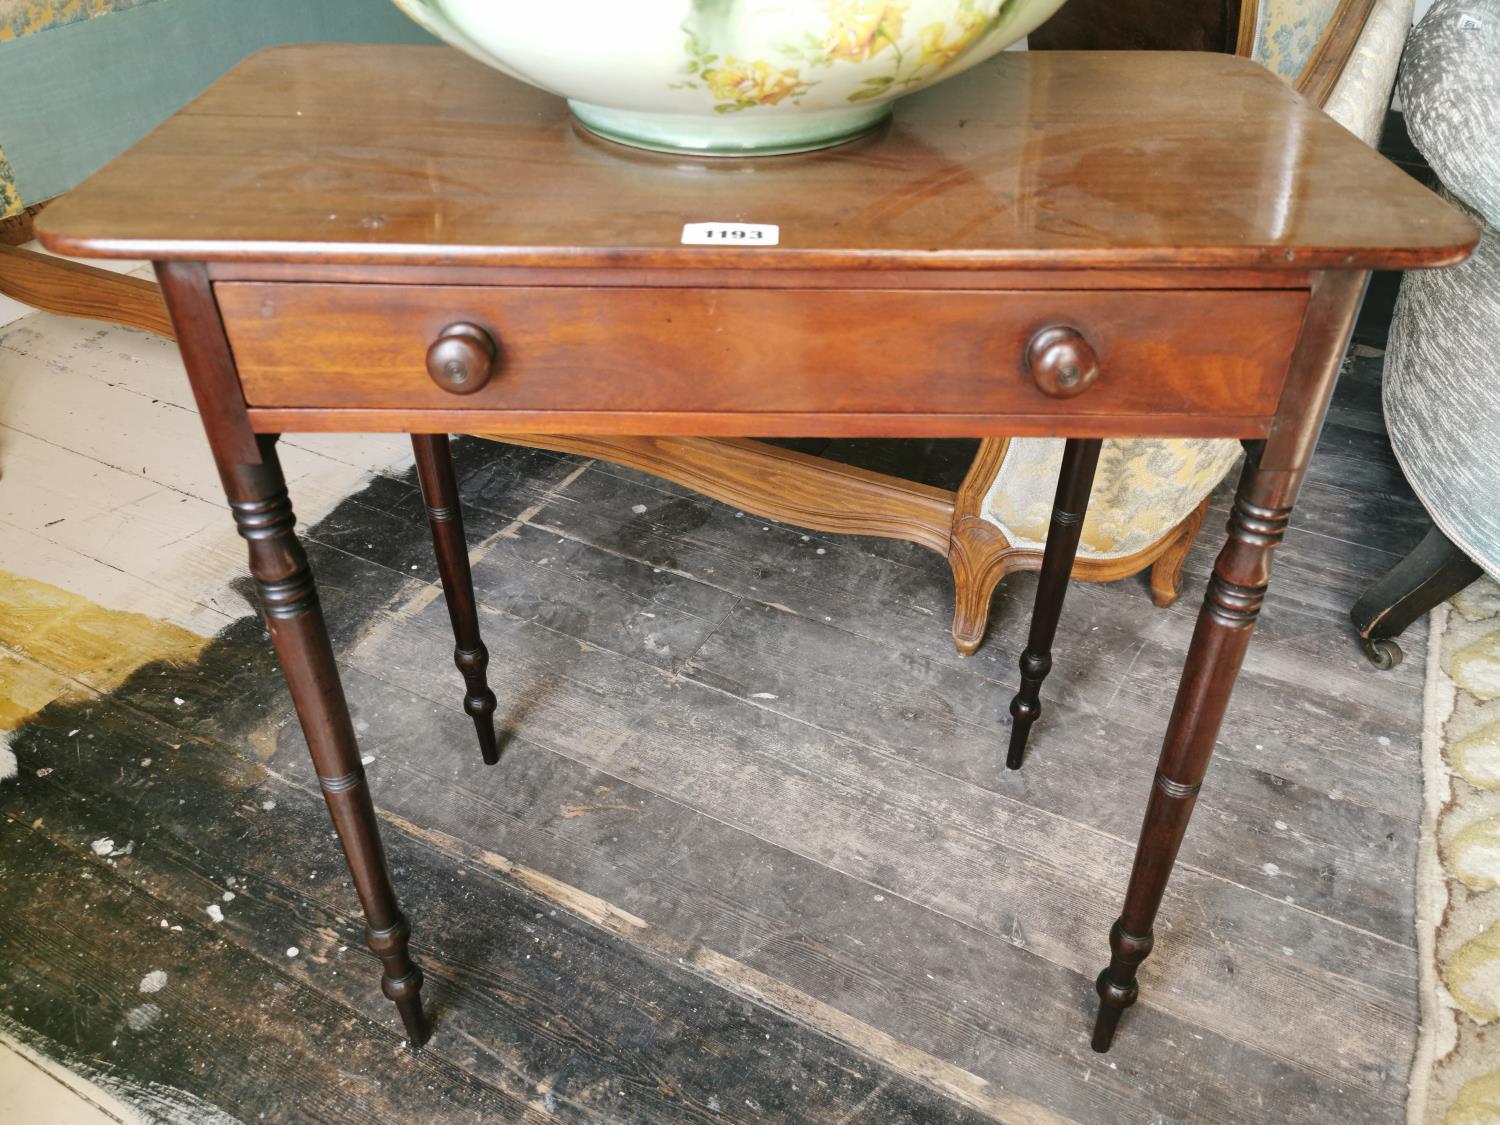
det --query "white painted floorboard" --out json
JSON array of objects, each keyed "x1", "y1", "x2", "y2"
[
  {"x1": 0, "y1": 267, "x2": 415, "y2": 635},
  {"x1": 0, "y1": 1032, "x2": 139, "y2": 1125}
]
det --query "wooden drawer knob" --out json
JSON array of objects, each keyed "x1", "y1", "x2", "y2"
[
  {"x1": 426, "y1": 323, "x2": 497, "y2": 395},
  {"x1": 1026, "y1": 325, "x2": 1099, "y2": 398}
]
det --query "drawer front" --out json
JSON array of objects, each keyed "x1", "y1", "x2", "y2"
[{"x1": 218, "y1": 283, "x2": 1306, "y2": 420}]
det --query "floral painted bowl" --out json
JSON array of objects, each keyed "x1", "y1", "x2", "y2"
[{"x1": 390, "y1": 0, "x2": 1068, "y2": 155}]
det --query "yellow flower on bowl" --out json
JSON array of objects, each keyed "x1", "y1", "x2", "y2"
[
  {"x1": 823, "y1": 0, "x2": 909, "y2": 63},
  {"x1": 918, "y1": 13, "x2": 990, "y2": 70},
  {"x1": 704, "y1": 57, "x2": 809, "y2": 109}
]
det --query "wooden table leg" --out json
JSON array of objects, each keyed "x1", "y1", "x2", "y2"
[
  {"x1": 1091, "y1": 444, "x2": 1276, "y2": 1051},
  {"x1": 1090, "y1": 270, "x2": 1369, "y2": 1051},
  {"x1": 1006, "y1": 438, "x2": 1103, "y2": 770},
  {"x1": 411, "y1": 434, "x2": 500, "y2": 765},
  {"x1": 223, "y1": 433, "x2": 429, "y2": 1046}
]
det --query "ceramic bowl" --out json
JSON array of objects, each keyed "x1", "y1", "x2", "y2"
[{"x1": 390, "y1": 0, "x2": 1068, "y2": 155}]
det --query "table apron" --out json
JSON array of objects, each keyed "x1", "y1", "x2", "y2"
[{"x1": 216, "y1": 283, "x2": 1307, "y2": 432}]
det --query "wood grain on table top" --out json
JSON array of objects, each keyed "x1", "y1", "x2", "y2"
[{"x1": 38, "y1": 45, "x2": 1476, "y2": 273}]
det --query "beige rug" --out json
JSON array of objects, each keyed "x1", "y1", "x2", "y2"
[{"x1": 1412, "y1": 576, "x2": 1500, "y2": 1125}]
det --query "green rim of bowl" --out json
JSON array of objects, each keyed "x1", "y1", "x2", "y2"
[{"x1": 568, "y1": 101, "x2": 893, "y2": 157}]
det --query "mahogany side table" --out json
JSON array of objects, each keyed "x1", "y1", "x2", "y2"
[{"x1": 39, "y1": 44, "x2": 1476, "y2": 1054}]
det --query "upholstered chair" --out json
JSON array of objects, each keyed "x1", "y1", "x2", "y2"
[{"x1": 1351, "y1": 0, "x2": 1499, "y2": 668}]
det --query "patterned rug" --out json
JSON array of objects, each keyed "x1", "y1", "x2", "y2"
[{"x1": 1411, "y1": 576, "x2": 1500, "y2": 1124}]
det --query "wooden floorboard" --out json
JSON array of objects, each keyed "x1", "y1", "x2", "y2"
[
  {"x1": 2, "y1": 662, "x2": 997, "y2": 1124},
  {"x1": 0, "y1": 306, "x2": 1427, "y2": 1120},
  {"x1": 327, "y1": 579, "x2": 1414, "y2": 1103},
  {"x1": 0, "y1": 805, "x2": 537, "y2": 1124}
]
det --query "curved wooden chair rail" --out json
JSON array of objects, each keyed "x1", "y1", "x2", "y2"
[
  {"x1": 0, "y1": 3, "x2": 1376, "y2": 655},
  {"x1": 0, "y1": 243, "x2": 172, "y2": 336}
]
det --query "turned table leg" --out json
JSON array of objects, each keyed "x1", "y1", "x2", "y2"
[
  {"x1": 224, "y1": 434, "x2": 429, "y2": 1046},
  {"x1": 1006, "y1": 438, "x2": 1103, "y2": 770},
  {"x1": 411, "y1": 434, "x2": 500, "y2": 765},
  {"x1": 1090, "y1": 270, "x2": 1368, "y2": 1051},
  {"x1": 1092, "y1": 445, "x2": 1283, "y2": 1050}
]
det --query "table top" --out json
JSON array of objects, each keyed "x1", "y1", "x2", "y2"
[{"x1": 39, "y1": 45, "x2": 1474, "y2": 275}]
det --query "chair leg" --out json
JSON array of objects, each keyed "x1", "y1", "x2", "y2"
[
  {"x1": 948, "y1": 518, "x2": 1013, "y2": 657},
  {"x1": 1350, "y1": 523, "x2": 1482, "y2": 669},
  {"x1": 411, "y1": 434, "x2": 500, "y2": 765},
  {"x1": 1006, "y1": 438, "x2": 1104, "y2": 770},
  {"x1": 1149, "y1": 496, "x2": 1211, "y2": 609}
]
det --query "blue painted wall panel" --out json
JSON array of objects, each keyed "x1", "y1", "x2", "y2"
[{"x1": 0, "y1": 0, "x2": 435, "y2": 211}]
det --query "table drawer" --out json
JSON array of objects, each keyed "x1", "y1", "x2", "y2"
[{"x1": 218, "y1": 283, "x2": 1306, "y2": 421}]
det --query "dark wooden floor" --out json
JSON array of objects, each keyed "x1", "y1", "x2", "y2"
[{"x1": 0, "y1": 282, "x2": 1430, "y2": 1121}]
